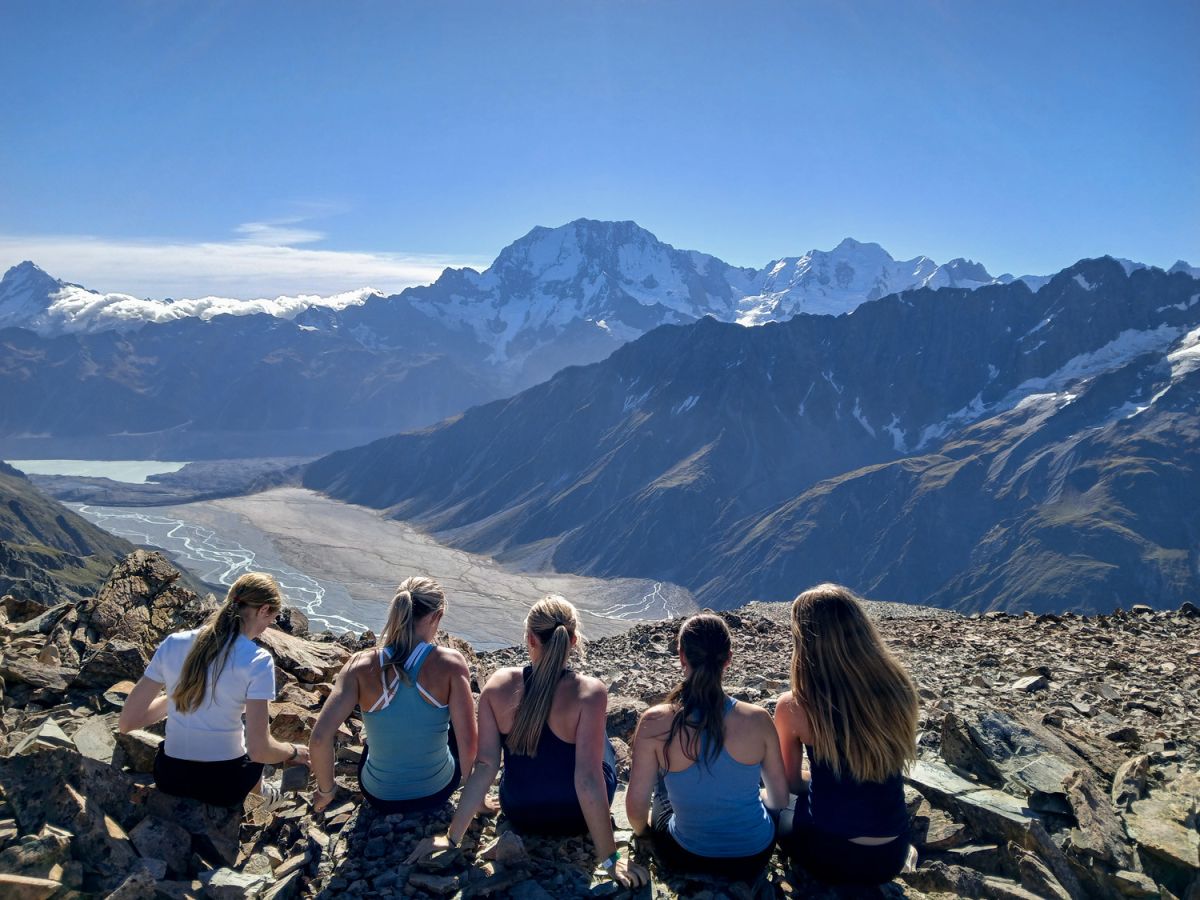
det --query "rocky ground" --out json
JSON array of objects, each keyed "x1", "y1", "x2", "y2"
[{"x1": 0, "y1": 551, "x2": 1197, "y2": 899}]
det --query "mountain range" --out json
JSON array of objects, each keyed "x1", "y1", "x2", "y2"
[
  {"x1": 302, "y1": 258, "x2": 1200, "y2": 614},
  {"x1": 11, "y1": 219, "x2": 1188, "y2": 458}
]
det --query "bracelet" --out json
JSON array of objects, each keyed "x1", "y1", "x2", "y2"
[
  {"x1": 287, "y1": 743, "x2": 298, "y2": 761},
  {"x1": 314, "y1": 785, "x2": 335, "y2": 796},
  {"x1": 600, "y1": 850, "x2": 620, "y2": 870},
  {"x1": 444, "y1": 832, "x2": 460, "y2": 849}
]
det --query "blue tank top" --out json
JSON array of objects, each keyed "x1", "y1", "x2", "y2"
[
  {"x1": 663, "y1": 697, "x2": 775, "y2": 857},
  {"x1": 805, "y1": 745, "x2": 908, "y2": 837},
  {"x1": 359, "y1": 642, "x2": 455, "y2": 801}
]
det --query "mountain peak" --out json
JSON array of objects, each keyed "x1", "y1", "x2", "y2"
[{"x1": 0, "y1": 260, "x2": 65, "y2": 329}]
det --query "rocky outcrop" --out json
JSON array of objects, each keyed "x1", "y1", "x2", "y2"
[{"x1": 0, "y1": 552, "x2": 1197, "y2": 898}]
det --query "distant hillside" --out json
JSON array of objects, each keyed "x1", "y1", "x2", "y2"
[
  {"x1": 1, "y1": 220, "x2": 1069, "y2": 459},
  {"x1": 304, "y1": 259, "x2": 1200, "y2": 614},
  {"x1": 0, "y1": 461, "x2": 135, "y2": 605}
]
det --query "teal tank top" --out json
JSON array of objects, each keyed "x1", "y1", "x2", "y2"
[
  {"x1": 359, "y1": 642, "x2": 455, "y2": 801},
  {"x1": 663, "y1": 697, "x2": 775, "y2": 857}
]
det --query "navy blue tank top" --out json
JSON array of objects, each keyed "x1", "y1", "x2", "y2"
[
  {"x1": 498, "y1": 667, "x2": 580, "y2": 828},
  {"x1": 805, "y1": 745, "x2": 908, "y2": 837}
]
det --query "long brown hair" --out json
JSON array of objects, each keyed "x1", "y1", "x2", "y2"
[
  {"x1": 379, "y1": 576, "x2": 445, "y2": 683},
  {"x1": 790, "y1": 583, "x2": 918, "y2": 783},
  {"x1": 507, "y1": 595, "x2": 579, "y2": 757},
  {"x1": 172, "y1": 572, "x2": 282, "y2": 713},
  {"x1": 664, "y1": 613, "x2": 732, "y2": 768}
]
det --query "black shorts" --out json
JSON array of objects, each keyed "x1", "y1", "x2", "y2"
[
  {"x1": 153, "y1": 746, "x2": 265, "y2": 809},
  {"x1": 777, "y1": 801, "x2": 909, "y2": 886}
]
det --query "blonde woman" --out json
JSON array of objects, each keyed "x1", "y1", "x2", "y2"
[
  {"x1": 309, "y1": 577, "x2": 476, "y2": 814},
  {"x1": 626, "y1": 613, "x2": 787, "y2": 882},
  {"x1": 119, "y1": 572, "x2": 309, "y2": 808},
  {"x1": 407, "y1": 596, "x2": 647, "y2": 889},
  {"x1": 774, "y1": 584, "x2": 919, "y2": 885}
]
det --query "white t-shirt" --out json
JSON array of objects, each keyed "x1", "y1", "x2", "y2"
[{"x1": 145, "y1": 628, "x2": 277, "y2": 762}]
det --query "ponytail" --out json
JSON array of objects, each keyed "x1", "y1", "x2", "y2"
[
  {"x1": 664, "y1": 613, "x2": 732, "y2": 769},
  {"x1": 508, "y1": 595, "x2": 579, "y2": 757},
  {"x1": 379, "y1": 577, "x2": 445, "y2": 684},
  {"x1": 173, "y1": 572, "x2": 281, "y2": 713}
]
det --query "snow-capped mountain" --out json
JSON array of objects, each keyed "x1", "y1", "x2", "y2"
[{"x1": 0, "y1": 261, "x2": 382, "y2": 335}]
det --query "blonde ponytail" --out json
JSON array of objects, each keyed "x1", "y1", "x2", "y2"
[
  {"x1": 172, "y1": 572, "x2": 282, "y2": 713},
  {"x1": 378, "y1": 577, "x2": 445, "y2": 684},
  {"x1": 508, "y1": 595, "x2": 579, "y2": 757}
]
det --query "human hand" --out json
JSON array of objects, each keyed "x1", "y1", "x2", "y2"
[
  {"x1": 290, "y1": 744, "x2": 311, "y2": 766},
  {"x1": 610, "y1": 856, "x2": 648, "y2": 888},
  {"x1": 404, "y1": 833, "x2": 452, "y2": 864}
]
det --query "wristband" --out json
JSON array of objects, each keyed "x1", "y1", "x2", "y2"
[
  {"x1": 600, "y1": 851, "x2": 620, "y2": 870},
  {"x1": 287, "y1": 743, "x2": 298, "y2": 761},
  {"x1": 445, "y1": 832, "x2": 460, "y2": 849}
]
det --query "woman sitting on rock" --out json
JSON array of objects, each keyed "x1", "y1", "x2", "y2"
[
  {"x1": 309, "y1": 577, "x2": 476, "y2": 814},
  {"x1": 773, "y1": 583, "x2": 919, "y2": 885},
  {"x1": 626, "y1": 613, "x2": 788, "y2": 882},
  {"x1": 407, "y1": 595, "x2": 647, "y2": 889},
  {"x1": 119, "y1": 572, "x2": 310, "y2": 808}
]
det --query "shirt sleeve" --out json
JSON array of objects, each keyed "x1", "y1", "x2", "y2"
[
  {"x1": 144, "y1": 636, "x2": 171, "y2": 684},
  {"x1": 245, "y1": 649, "x2": 277, "y2": 701}
]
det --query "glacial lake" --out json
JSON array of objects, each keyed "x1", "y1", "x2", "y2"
[{"x1": 10, "y1": 459, "x2": 190, "y2": 484}]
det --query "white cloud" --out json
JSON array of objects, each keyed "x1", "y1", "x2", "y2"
[
  {"x1": 0, "y1": 232, "x2": 485, "y2": 299},
  {"x1": 234, "y1": 219, "x2": 326, "y2": 246}
]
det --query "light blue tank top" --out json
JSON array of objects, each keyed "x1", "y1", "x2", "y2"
[
  {"x1": 663, "y1": 697, "x2": 775, "y2": 857},
  {"x1": 360, "y1": 642, "x2": 455, "y2": 801}
]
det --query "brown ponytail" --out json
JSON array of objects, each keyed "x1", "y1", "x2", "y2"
[
  {"x1": 664, "y1": 613, "x2": 732, "y2": 769},
  {"x1": 172, "y1": 572, "x2": 282, "y2": 713},
  {"x1": 378, "y1": 577, "x2": 445, "y2": 684},
  {"x1": 508, "y1": 595, "x2": 579, "y2": 757}
]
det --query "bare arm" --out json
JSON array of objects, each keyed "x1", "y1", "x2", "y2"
[
  {"x1": 407, "y1": 672, "x2": 505, "y2": 863},
  {"x1": 309, "y1": 655, "x2": 363, "y2": 809},
  {"x1": 574, "y1": 682, "x2": 648, "y2": 888},
  {"x1": 758, "y1": 709, "x2": 790, "y2": 811},
  {"x1": 445, "y1": 653, "x2": 478, "y2": 780},
  {"x1": 774, "y1": 691, "x2": 812, "y2": 795},
  {"x1": 118, "y1": 676, "x2": 167, "y2": 733},
  {"x1": 245, "y1": 699, "x2": 309, "y2": 766},
  {"x1": 625, "y1": 708, "x2": 665, "y2": 836}
]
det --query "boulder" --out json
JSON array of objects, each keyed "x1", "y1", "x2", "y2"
[
  {"x1": 256, "y1": 628, "x2": 348, "y2": 683},
  {"x1": 604, "y1": 695, "x2": 643, "y2": 743},
  {"x1": 0, "y1": 873, "x2": 63, "y2": 900},
  {"x1": 70, "y1": 717, "x2": 117, "y2": 764},
  {"x1": 106, "y1": 862, "x2": 159, "y2": 900},
  {"x1": 115, "y1": 729, "x2": 162, "y2": 774},
  {"x1": 1124, "y1": 771, "x2": 1200, "y2": 893},
  {"x1": 10, "y1": 719, "x2": 75, "y2": 757},
  {"x1": 129, "y1": 815, "x2": 193, "y2": 878},
  {"x1": 201, "y1": 866, "x2": 270, "y2": 899},
  {"x1": 0, "y1": 824, "x2": 71, "y2": 878},
  {"x1": 74, "y1": 639, "x2": 147, "y2": 688}
]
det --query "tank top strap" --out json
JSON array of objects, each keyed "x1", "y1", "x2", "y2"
[{"x1": 405, "y1": 640, "x2": 436, "y2": 676}]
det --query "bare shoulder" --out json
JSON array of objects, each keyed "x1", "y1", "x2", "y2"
[
  {"x1": 346, "y1": 648, "x2": 379, "y2": 675},
  {"x1": 634, "y1": 703, "x2": 675, "y2": 740},
  {"x1": 732, "y1": 698, "x2": 773, "y2": 723},
  {"x1": 430, "y1": 645, "x2": 470, "y2": 676},
  {"x1": 482, "y1": 666, "x2": 524, "y2": 694},
  {"x1": 571, "y1": 672, "x2": 609, "y2": 701},
  {"x1": 774, "y1": 691, "x2": 812, "y2": 737}
]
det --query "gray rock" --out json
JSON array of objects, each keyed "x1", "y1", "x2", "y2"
[
  {"x1": 0, "y1": 873, "x2": 65, "y2": 900},
  {"x1": 115, "y1": 729, "x2": 162, "y2": 773},
  {"x1": 1111, "y1": 754, "x2": 1150, "y2": 810},
  {"x1": 1011, "y1": 675, "x2": 1049, "y2": 692},
  {"x1": 129, "y1": 815, "x2": 193, "y2": 878},
  {"x1": 201, "y1": 867, "x2": 270, "y2": 899},
  {"x1": 70, "y1": 717, "x2": 117, "y2": 764},
  {"x1": 1108, "y1": 869, "x2": 1160, "y2": 898},
  {"x1": 10, "y1": 718, "x2": 74, "y2": 756}
]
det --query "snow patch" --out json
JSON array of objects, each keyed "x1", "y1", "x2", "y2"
[
  {"x1": 1073, "y1": 273, "x2": 1096, "y2": 291},
  {"x1": 851, "y1": 398, "x2": 875, "y2": 438},
  {"x1": 671, "y1": 395, "x2": 700, "y2": 415}
]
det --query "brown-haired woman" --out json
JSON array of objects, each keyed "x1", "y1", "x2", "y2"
[
  {"x1": 774, "y1": 583, "x2": 919, "y2": 885},
  {"x1": 626, "y1": 613, "x2": 788, "y2": 881},
  {"x1": 119, "y1": 572, "x2": 309, "y2": 808},
  {"x1": 407, "y1": 595, "x2": 648, "y2": 889},
  {"x1": 309, "y1": 577, "x2": 476, "y2": 814}
]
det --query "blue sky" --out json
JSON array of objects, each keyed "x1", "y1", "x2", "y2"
[{"x1": 1, "y1": 0, "x2": 1196, "y2": 297}]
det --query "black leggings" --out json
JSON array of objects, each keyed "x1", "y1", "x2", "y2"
[
  {"x1": 357, "y1": 725, "x2": 461, "y2": 815},
  {"x1": 154, "y1": 747, "x2": 265, "y2": 809},
  {"x1": 645, "y1": 783, "x2": 775, "y2": 883},
  {"x1": 777, "y1": 802, "x2": 909, "y2": 886}
]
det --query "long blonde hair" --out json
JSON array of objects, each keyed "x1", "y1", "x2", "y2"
[
  {"x1": 379, "y1": 576, "x2": 445, "y2": 683},
  {"x1": 790, "y1": 583, "x2": 918, "y2": 783},
  {"x1": 508, "y1": 595, "x2": 580, "y2": 757},
  {"x1": 172, "y1": 572, "x2": 282, "y2": 713}
]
